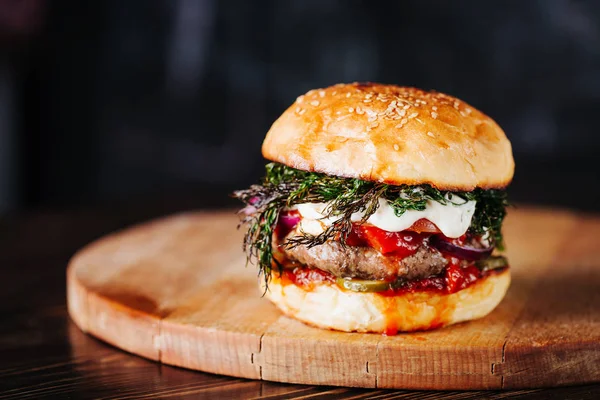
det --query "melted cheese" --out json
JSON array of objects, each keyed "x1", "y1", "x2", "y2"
[{"x1": 294, "y1": 196, "x2": 476, "y2": 238}]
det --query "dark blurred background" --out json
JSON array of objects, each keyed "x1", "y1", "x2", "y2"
[{"x1": 1, "y1": 0, "x2": 599, "y2": 215}]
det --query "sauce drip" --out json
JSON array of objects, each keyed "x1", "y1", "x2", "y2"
[{"x1": 383, "y1": 324, "x2": 398, "y2": 336}]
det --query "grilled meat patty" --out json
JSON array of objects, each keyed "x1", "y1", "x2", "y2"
[{"x1": 277, "y1": 231, "x2": 448, "y2": 281}]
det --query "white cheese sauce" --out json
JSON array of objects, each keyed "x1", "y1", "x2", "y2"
[{"x1": 293, "y1": 196, "x2": 476, "y2": 238}]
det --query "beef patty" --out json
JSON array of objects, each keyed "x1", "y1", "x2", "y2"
[{"x1": 277, "y1": 231, "x2": 447, "y2": 281}]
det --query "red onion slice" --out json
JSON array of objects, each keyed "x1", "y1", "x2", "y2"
[
  {"x1": 239, "y1": 196, "x2": 262, "y2": 216},
  {"x1": 430, "y1": 235, "x2": 493, "y2": 261},
  {"x1": 279, "y1": 213, "x2": 300, "y2": 231}
]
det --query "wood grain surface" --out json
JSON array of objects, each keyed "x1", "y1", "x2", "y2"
[{"x1": 65, "y1": 207, "x2": 600, "y2": 391}]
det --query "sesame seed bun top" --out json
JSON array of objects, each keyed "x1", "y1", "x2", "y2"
[{"x1": 261, "y1": 82, "x2": 514, "y2": 191}]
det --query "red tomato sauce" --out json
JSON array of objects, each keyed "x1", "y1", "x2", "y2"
[
  {"x1": 379, "y1": 260, "x2": 483, "y2": 296},
  {"x1": 278, "y1": 262, "x2": 507, "y2": 296},
  {"x1": 281, "y1": 266, "x2": 335, "y2": 290}
]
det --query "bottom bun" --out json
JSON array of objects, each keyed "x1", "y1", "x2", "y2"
[{"x1": 263, "y1": 269, "x2": 510, "y2": 333}]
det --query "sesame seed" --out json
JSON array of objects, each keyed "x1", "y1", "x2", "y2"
[
  {"x1": 346, "y1": 93, "x2": 351, "y2": 98},
  {"x1": 403, "y1": 104, "x2": 410, "y2": 110},
  {"x1": 298, "y1": 109, "x2": 306, "y2": 115},
  {"x1": 332, "y1": 91, "x2": 337, "y2": 95},
  {"x1": 349, "y1": 107, "x2": 354, "y2": 112},
  {"x1": 398, "y1": 109, "x2": 406, "y2": 117},
  {"x1": 310, "y1": 100, "x2": 320, "y2": 106},
  {"x1": 431, "y1": 112, "x2": 438, "y2": 119},
  {"x1": 296, "y1": 96, "x2": 304, "y2": 103},
  {"x1": 319, "y1": 90, "x2": 325, "y2": 97},
  {"x1": 393, "y1": 144, "x2": 399, "y2": 151},
  {"x1": 432, "y1": 106, "x2": 438, "y2": 111},
  {"x1": 400, "y1": 118, "x2": 408, "y2": 125},
  {"x1": 408, "y1": 112, "x2": 418, "y2": 119},
  {"x1": 427, "y1": 131, "x2": 435, "y2": 137}
]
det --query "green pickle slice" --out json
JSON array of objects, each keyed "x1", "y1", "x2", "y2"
[
  {"x1": 336, "y1": 277, "x2": 391, "y2": 292},
  {"x1": 476, "y1": 255, "x2": 508, "y2": 271}
]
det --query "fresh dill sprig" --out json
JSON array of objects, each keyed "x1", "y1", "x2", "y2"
[{"x1": 233, "y1": 163, "x2": 509, "y2": 287}]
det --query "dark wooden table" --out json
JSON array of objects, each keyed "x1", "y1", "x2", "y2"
[{"x1": 1, "y1": 203, "x2": 599, "y2": 399}]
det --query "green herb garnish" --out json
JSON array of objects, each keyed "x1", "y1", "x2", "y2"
[{"x1": 233, "y1": 163, "x2": 508, "y2": 288}]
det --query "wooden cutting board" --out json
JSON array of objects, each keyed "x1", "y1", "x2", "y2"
[{"x1": 67, "y1": 207, "x2": 600, "y2": 390}]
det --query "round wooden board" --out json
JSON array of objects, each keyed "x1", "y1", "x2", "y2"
[{"x1": 67, "y1": 208, "x2": 600, "y2": 390}]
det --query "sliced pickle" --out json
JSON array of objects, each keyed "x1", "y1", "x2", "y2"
[
  {"x1": 336, "y1": 277, "x2": 391, "y2": 292},
  {"x1": 476, "y1": 255, "x2": 508, "y2": 271}
]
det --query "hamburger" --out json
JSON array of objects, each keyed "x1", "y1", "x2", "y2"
[{"x1": 234, "y1": 83, "x2": 514, "y2": 334}]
